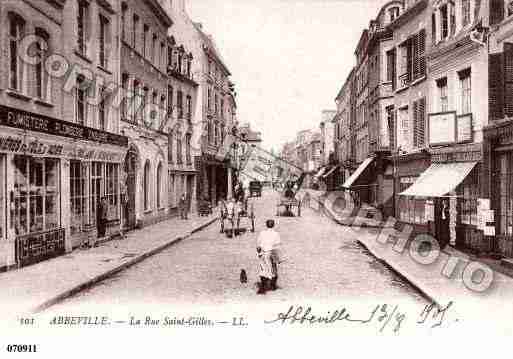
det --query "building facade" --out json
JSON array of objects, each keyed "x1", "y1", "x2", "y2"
[{"x1": 0, "y1": 0, "x2": 128, "y2": 270}]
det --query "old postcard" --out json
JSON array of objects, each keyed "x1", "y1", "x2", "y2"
[{"x1": 0, "y1": 0, "x2": 512, "y2": 356}]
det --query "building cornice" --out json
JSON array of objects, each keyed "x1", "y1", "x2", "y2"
[{"x1": 143, "y1": 0, "x2": 173, "y2": 28}]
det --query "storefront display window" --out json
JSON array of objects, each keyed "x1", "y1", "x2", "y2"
[
  {"x1": 13, "y1": 156, "x2": 60, "y2": 235},
  {"x1": 70, "y1": 161, "x2": 87, "y2": 236},
  {"x1": 398, "y1": 176, "x2": 427, "y2": 224},
  {"x1": 106, "y1": 163, "x2": 119, "y2": 220},
  {"x1": 498, "y1": 154, "x2": 513, "y2": 236},
  {"x1": 459, "y1": 166, "x2": 479, "y2": 226}
]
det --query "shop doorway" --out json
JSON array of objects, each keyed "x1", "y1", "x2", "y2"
[
  {"x1": 124, "y1": 148, "x2": 138, "y2": 230},
  {"x1": 435, "y1": 198, "x2": 450, "y2": 249}
]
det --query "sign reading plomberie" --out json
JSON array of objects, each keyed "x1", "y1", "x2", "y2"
[{"x1": 0, "y1": 104, "x2": 128, "y2": 147}]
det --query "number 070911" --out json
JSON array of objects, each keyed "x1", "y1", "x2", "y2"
[{"x1": 6, "y1": 344, "x2": 37, "y2": 352}]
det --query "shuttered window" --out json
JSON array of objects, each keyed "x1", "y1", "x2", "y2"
[
  {"x1": 489, "y1": 53, "x2": 505, "y2": 121},
  {"x1": 413, "y1": 98, "x2": 426, "y2": 148}
]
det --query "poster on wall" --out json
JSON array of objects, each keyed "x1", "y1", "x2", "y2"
[{"x1": 429, "y1": 112, "x2": 456, "y2": 145}]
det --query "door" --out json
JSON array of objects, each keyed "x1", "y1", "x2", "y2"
[
  {"x1": 90, "y1": 162, "x2": 102, "y2": 229},
  {"x1": 435, "y1": 198, "x2": 450, "y2": 249},
  {"x1": 186, "y1": 175, "x2": 193, "y2": 211},
  {"x1": 124, "y1": 149, "x2": 137, "y2": 229}
]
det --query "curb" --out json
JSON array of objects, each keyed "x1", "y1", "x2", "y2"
[
  {"x1": 32, "y1": 217, "x2": 218, "y2": 314},
  {"x1": 310, "y1": 194, "x2": 441, "y2": 307}
]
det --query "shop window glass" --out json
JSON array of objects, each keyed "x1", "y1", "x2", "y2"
[
  {"x1": 90, "y1": 162, "x2": 103, "y2": 226},
  {"x1": 13, "y1": 157, "x2": 60, "y2": 235},
  {"x1": 70, "y1": 161, "x2": 87, "y2": 236},
  {"x1": 106, "y1": 163, "x2": 119, "y2": 220}
]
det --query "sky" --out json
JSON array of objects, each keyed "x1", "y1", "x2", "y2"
[{"x1": 187, "y1": 0, "x2": 391, "y2": 152}]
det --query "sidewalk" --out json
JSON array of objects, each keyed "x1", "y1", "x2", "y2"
[
  {"x1": 0, "y1": 213, "x2": 218, "y2": 315},
  {"x1": 307, "y1": 191, "x2": 513, "y2": 325}
]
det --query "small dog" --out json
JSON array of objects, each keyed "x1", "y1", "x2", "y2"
[{"x1": 240, "y1": 269, "x2": 248, "y2": 284}]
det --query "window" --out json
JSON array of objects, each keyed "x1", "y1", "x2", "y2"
[
  {"x1": 398, "y1": 177, "x2": 426, "y2": 224},
  {"x1": 459, "y1": 167, "x2": 479, "y2": 226},
  {"x1": 70, "y1": 161, "x2": 87, "y2": 236},
  {"x1": 177, "y1": 131, "x2": 183, "y2": 164},
  {"x1": 450, "y1": 3, "x2": 456, "y2": 36},
  {"x1": 432, "y1": 13, "x2": 437, "y2": 44},
  {"x1": 77, "y1": 0, "x2": 89, "y2": 54},
  {"x1": 121, "y1": 73, "x2": 129, "y2": 119},
  {"x1": 76, "y1": 75, "x2": 88, "y2": 125},
  {"x1": 161, "y1": 42, "x2": 165, "y2": 69},
  {"x1": 167, "y1": 46, "x2": 173, "y2": 70},
  {"x1": 121, "y1": 3, "x2": 127, "y2": 41},
  {"x1": 143, "y1": 24, "x2": 149, "y2": 58},
  {"x1": 157, "y1": 162, "x2": 163, "y2": 208},
  {"x1": 386, "y1": 106, "x2": 396, "y2": 149},
  {"x1": 440, "y1": 5, "x2": 448, "y2": 39},
  {"x1": 168, "y1": 129, "x2": 173, "y2": 163},
  {"x1": 221, "y1": 99, "x2": 224, "y2": 118},
  {"x1": 386, "y1": 49, "x2": 396, "y2": 89},
  {"x1": 144, "y1": 161, "x2": 150, "y2": 210},
  {"x1": 105, "y1": 163, "x2": 119, "y2": 220},
  {"x1": 167, "y1": 85, "x2": 173, "y2": 116},
  {"x1": 13, "y1": 157, "x2": 60, "y2": 235},
  {"x1": 437, "y1": 77, "x2": 448, "y2": 112},
  {"x1": 9, "y1": 12, "x2": 25, "y2": 91},
  {"x1": 143, "y1": 86, "x2": 149, "y2": 122},
  {"x1": 99, "y1": 15, "x2": 110, "y2": 68},
  {"x1": 177, "y1": 90, "x2": 183, "y2": 119},
  {"x1": 160, "y1": 95, "x2": 166, "y2": 126},
  {"x1": 413, "y1": 98, "x2": 426, "y2": 148},
  {"x1": 186, "y1": 134, "x2": 192, "y2": 165},
  {"x1": 132, "y1": 79, "x2": 140, "y2": 122},
  {"x1": 152, "y1": 34, "x2": 157, "y2": 63},
  {"x1": 462, "y1": 0, "x2": 471, "y2": 27},
  {"x1": 186, "y1": 95, "x2": 192, "y2": 121},
  {"x1": 98, "y1": 86, "x2": 107, "y2": 130},
  {"x1": 459, "y1": 68, "x2": 472, "y2": 114},
  {"x1": 490, "y1": 0, "x2": 505, "y2": 25},
  {"x1": 214, "y1": 93, "x2": 218, "y2": 114},
  {"x1": 207, "y1": 88, "x2": 212, "y2": 111},
  {"x1": 35, "y1": 28, "x2": 50, "y2": 100},
  {"x1": 132, "y1": 14, "x2": 139, "y2": 49},
  {"x1": 389, "y1": 7, "x2": 399, "y2": 22},
  {"x1": 178, "y1": 52, "x2": 183, "y2": 73}
]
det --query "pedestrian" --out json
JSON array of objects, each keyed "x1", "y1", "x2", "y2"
[
  {"x1": 93, "y1": 197, "x2": 108, "y2": 247},
  {"x1": 256, "y1": 219, "x2": 282, "y2": 294},
  {"x1": 179, "y1": 193, "x2": 188, "y2": 220}
]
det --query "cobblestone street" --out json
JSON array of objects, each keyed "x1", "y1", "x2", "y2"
[{"x1": 51, "y1": 189, "x2": 427, "y2": 315}]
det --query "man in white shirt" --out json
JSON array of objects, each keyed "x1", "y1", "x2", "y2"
[{"x1": 256, "y1": 219, "x2": 282, "y2": 293}]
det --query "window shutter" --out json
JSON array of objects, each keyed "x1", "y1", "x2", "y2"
[
  {"x1": 489, "y1": 53, "x2": 505, "y2": 121},
  {"x1": 490, "y1": 0, "x2": 505, "y2": 26},
  {"x1": 418, "y1": 30, "x2": 426, "y2": 77},
  {"x1": 504, "y1": 42, "x2": 513, "y2": 117},
  {"x1": 407, "y1": 39, "x2": 413, "y2": 82},
  {"x1": 418, "y1": 98, "x2": 426, "y2": 147},
  {"x1": 413, "y1": 100, "x2": 419, "y2": 148}
]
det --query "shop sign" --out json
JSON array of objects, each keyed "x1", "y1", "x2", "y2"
[
  {"x1": 16, "y1": 228, "x2": 65, "y2": 268},
  {"x1": 0, "y1": 135, "x2": 124, "y2": 162},
  {"x1": 431, "y1": 150, "x2": 482, "y2": 163},
  {"x1": 429, "y1": 112, "x2": 456, "y2": 146},
  {"x1": 0, "y1": 104, "x2": 128, "y2": 147}
]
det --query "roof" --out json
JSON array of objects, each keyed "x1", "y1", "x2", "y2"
[{"x1": 193, "y1": 23, "x2": 232, "y2": 76}]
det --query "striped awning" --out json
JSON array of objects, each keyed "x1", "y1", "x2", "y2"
[{"x1": 342, "y1": 157, "x2": 374, "y2": 188}]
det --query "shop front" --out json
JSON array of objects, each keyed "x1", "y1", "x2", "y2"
[
  {"x1": 399, "y1": 145, "x2": 483, "y2": 250},
  {"x1": 0, "y1": 105, "x2": 128, "y2": 270},
  {"x1": 484, "y1": 120, "x2": 513, "y2": 257}
]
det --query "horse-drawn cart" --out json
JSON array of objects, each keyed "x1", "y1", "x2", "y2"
[{"x1": 220, "y1": 199, "x2": 256, "y2": 236}]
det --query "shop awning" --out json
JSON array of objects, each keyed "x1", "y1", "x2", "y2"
[
  {"x1": 322, "y1": 166, "x2": 339, "y2": 178},
  {"x1": 342, "y1": 157, "x2": 374, "y2": 188},
  {"x1": 399, "y1": 161, "x2": 478, "y2": 197}
]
